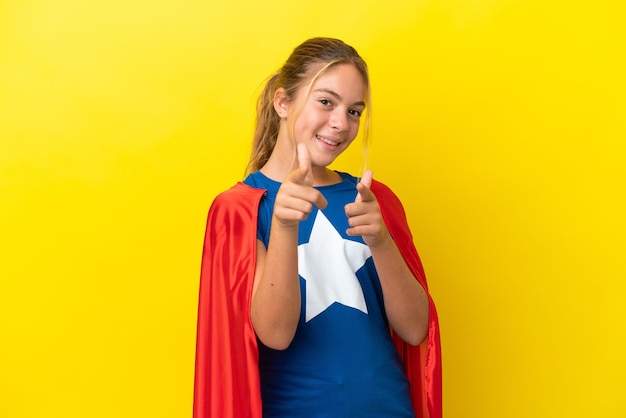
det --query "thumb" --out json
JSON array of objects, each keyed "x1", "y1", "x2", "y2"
[{"x1": 355, "y1": 170, "x2": 373, "y2": 202}]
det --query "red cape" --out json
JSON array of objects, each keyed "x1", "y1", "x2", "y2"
[{"x1": 194, "y1": 181, "x2": 442, "y2": 418}]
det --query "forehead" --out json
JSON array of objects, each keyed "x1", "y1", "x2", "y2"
[{"x1": 304, "y1": 63, "x2": 367, "y2": 102}]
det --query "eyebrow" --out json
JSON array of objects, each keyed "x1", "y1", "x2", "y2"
[{"x1": 313, "y1": 88, "x2": 366, "y2": 108}]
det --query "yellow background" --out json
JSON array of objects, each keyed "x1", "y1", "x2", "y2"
[{"x1": 1, "y1": 0, "x2": 624, "y2": 416}]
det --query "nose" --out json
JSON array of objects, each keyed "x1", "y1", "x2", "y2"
[{"x1": 329, "y1": 108, "x2": 348, "y2": 132}]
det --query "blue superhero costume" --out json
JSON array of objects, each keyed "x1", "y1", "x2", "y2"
[{"x1": 245, "y1": 171, "x2": 414, "y2": 417}]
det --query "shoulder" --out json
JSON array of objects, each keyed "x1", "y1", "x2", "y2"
[
  {"x1": 371, "y1": 179, "x2": 404, "y2": 209},
  {"x1": 371, "y1": 179, "x2": 413, "y2": 238},
  {"x1": 217, "y1": 182, "x2": 265, "y2": 201},
  {"x1": 208, "y1": 182, "x2": 266, "y2": 216}
]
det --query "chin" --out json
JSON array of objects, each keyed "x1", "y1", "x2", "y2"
[
  {"x1": 311, "y1": 156, "x2": 339, "y2": 168},
  {"x1": 310, "y1": 148, "x2": 344, "y2": 167}
]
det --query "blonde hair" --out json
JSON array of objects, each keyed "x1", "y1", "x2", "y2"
[{"x1": 246, "y1": 37, "x2": 372, "y2": 175}]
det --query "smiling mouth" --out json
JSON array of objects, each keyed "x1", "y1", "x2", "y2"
[{"x1": 316, "y1": 135, "x2": 339, "y2": 146}]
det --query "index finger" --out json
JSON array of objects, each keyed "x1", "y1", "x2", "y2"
[
  {"x1": 360, "y1": 170, "x2": 373, "y2": 188},
  {"x1": 356, "y1": 170, "x2": 374, "y2": 202},
  {"x1": 297, "y1": 143, "x2": 313, "y2": 185}
]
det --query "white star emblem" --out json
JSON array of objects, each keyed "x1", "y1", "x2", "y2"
[{"x1": 297, "y1": 210, "x2": 372, "y2": 322}]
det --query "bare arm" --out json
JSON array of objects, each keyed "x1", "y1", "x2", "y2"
[
  {"x1": 250, "y1": 145, "x2": 327, "y2": 350},
  {"x1": 365, "y1": 231, "x2": 429, "y2": 345},
  {"x1": 251, "y1": 228, "x2": 299, "y2": 350},
  {"x1": 345, "y1": 171, "x2": 429, "y2": 346}
]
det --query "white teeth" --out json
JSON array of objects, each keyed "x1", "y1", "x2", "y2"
[{"x1": 316, "y1": 135, "x2": 339, "y2": 146}]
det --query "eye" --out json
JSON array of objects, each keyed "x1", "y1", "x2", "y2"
[
  {"x1": 348, "y1": 109, "x2": 363, "y2": 117},
  {"x1": 319, "y1": 99, "x2": 332, "y2": 106}
]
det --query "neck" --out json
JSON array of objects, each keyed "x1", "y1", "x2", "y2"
[{"x1": 310, "y1": 167, "x2": 341, "y2": 186}]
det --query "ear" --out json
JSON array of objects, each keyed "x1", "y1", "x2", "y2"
[{"x1": 273, "y1": 87, "x2": 289, "y2": 118}]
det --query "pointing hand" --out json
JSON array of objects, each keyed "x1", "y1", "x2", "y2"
[
  {"x1": 345, "y1": 170, "x2": 389, "y2": 246},
  {"x1": 273, "y1": 144, "x2": 328, "y2": 228}
]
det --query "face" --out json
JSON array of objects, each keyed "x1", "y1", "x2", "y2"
[{"x1": 278, "y1": 63, "x2": 367, "y2": 168}]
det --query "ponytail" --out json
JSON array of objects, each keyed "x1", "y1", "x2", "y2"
[{"x1": 246, "y1": 73, "x2": 280, "y2": 175}]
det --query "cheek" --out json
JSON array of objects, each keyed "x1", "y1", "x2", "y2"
[
  {"x1": 343, "y1": 132, "x2": 358, "y2": 149},
  {"x1": 348, "y1": 121, "x2": 361, "y2": 139},
  {"x1": 294, "y1": 112, "x2": 321, "y2": 134}
]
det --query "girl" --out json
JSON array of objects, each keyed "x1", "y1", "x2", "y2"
[{"x1": 194, "y1": 37, "x2": 441, "y2": 418}]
